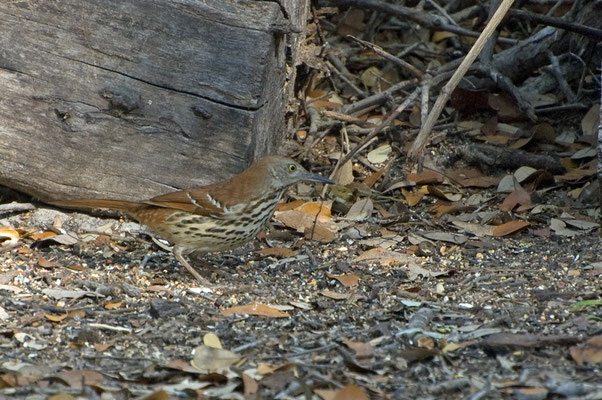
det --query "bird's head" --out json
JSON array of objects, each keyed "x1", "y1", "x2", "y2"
[{"x1": 255, "y1": 156, "x2": 333, "y2": 190}]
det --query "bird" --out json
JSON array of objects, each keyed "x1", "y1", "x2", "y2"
[{"x1": 51, "y1": 155, "x2": 333, "y2": 284}]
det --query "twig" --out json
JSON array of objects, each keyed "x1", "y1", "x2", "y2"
[
  {"x1": 329, "y1": 0, "x2": 518, "y2": 45},
  {"x1": 547, "y1": 51, "x2": 577, "y2": 102},
  {"x1": 0, "y1": 202, "x2": 36, "y2": 215},
  {"x1": 508, "y1": 8, "x2": 602, "y2": 40},
  {"x1": 88, "y1": 323, "x2": 132, "y2": 333},
  {"x1": 347, "y1": 35, "x2": 425, "y2": 80},
  {"x1": 341, "y1": 79, "x2": 418, "y2": 115},
  {"x1": 408, "y1": 0, "x2": 518, "y2": 159},
  {"x1": 326, "y1": 60, "x2": 367, "y2": 98},
  {"x1": 339, "y1": 87, "x2": 421, "y2": 167}
]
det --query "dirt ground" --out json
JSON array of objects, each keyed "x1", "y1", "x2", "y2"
[
  {"x1": 1, "y1": 0, "x2": 602, "y2": 399},
  {"x1": 0, "y1": 185, "x2": 600, "y2": 399}
]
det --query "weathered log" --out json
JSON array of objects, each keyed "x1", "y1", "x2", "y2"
[{"x1": 0, "y1": 0, "x2": 309, "y2": 202}]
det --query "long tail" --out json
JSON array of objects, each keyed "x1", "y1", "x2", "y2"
[{"x1": 50, "y1": 198, "x2": 146, "y2": 213}]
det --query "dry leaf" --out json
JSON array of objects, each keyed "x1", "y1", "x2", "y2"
[
  {"x1": 363, "y1": 167, "x2": 385, "y2": 188},
  {"x1": 492, "y1": 221, "x2": 529, "y2": 237},
  {"x1": 500, "y1": 188, "x2": 531, "y2": 211},
  {"x1": 550, "y1": 218, "x2": 578, "y2": 237},
  {"x1": 343, "y1": 338, "x2": 374, "y2": 361},
  {"x1": 354, "y1": 247, "x2": 420, "y2": 266},
  {"x1": 346, "y1": 198, "x2": 373, "y2": 221},
  {"x1": 452, "y1": 221, "x2": 495, "y2": 237},
  {"x1": 29, "y1": 231, "x2": 57, "y2": 241},
  {"x1": 45, "y1": 309, "x2": 85, "y2": 323},
  {"x1": 360, "y1": 66, "x2": 381, "y2": 89},
  {"x1": 274, "y1": 201, "x2": 333, "y2": 231},
  {"x1": 327, "y1": 273, "x2": 360, "y2": 287},
  {"x1": 37, "y1": 257, "x2": 58, "y2": 268},
  {"x1": 366, "y1": 143, "x2": 391, "y2": 163},
  {"x1": 402, "y1": 188, "x2": 425, "y2": 206},
  {"x1": 406, "y1": 170, "x2": 445, "y2": 184},
  {"x1": 48, "y1": 395, "x2": 75, "y2": 400},
  {"x1": 277, "y1": 199, "x2": 305, "y2": 211},
  {"x1": 257, "y1": 362, "x2": 275, "y2": 375},
  {"x1": 315, "y1": 389, "x2": 338, "y2": 400},
  {"x1": 55, "y1": 370, "x2": 104, "y2": 389},
  {"x1": 333, "y1": 160, "x2": 354, "y2": 185},
  {"x1": 104, "y1": 301, "x2": 122, "y2": 310},
  {"x1": 337, "y1": 8, "x2": 365, "y2": 36},
  {"x1": 570, "y1": 336, "x2": 602, "y2": 366},
  {"x1": 243, "y1": 373, "x2": 259, "y2": 395},
  {"x1": 319, "y1": 289, "x2": 350, "y2": 300},
  {"x1": 203, "y1": 333, "x2": 222, "y2": 349},
  {"x1": 305, "y1": 225, "x2": 336, "y2": 242},
  {"x1": 431, "y1": 201, "x2": 464, "y2": 218},
  {"x1": 332, "y1": 384, "x2": 370, "y2": 400},
  {"x1": 497, "y1": 175, "x2": 521, "y2": 192},
  {"x1": 256, "y1": 247, "x2": 297, "y2": 258},
  {"x1": 93, "y1": 343, "x2": 112, "y2": 352},
  {"x1": 191, "y1": 345, "x2": 241, "y2": 372},
  {"x1": 311, "y1": 99, "x2": 343, "y2": 109},
  {"x1": 0, "y1": 228, "x2": 19, "y2": 243},
  {"x1": 222, "y1": 304, "x2": 289, "y2": 318},
  {"x1": 427, "y1": 185, "x2": 462, "y2": 202},
  {"x1": 581, "y1": 103, "x2": 600, "y2": 136}
]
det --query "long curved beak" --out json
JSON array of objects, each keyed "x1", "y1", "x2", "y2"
[{"x1": 306, "y1": 174, "x2": 334, "y2": 185}]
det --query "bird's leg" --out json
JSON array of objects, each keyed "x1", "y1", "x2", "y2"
[{"x1": 173, "y1": 245, "x2": 213, "y2": 287}]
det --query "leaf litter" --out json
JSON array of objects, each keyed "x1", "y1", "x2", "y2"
[{"x1": 0, "y1": 1, "x2": 601, "y2": 399}]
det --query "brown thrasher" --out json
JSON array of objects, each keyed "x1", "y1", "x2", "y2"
[{"x1": 52, "y1": 156, "x2": 333, "y2": 283}]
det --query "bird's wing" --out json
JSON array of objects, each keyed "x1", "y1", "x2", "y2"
[{"x1": 146, "y1": 184, "x2": 231, "y2": 217}]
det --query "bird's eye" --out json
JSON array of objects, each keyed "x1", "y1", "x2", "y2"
[{"x1": 288, "y1": 164, "x2": 297, "y2": 173}]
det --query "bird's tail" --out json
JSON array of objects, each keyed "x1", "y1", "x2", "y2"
[{"x1": 50, "y1": 198, "x2": 145, "y2": 213}]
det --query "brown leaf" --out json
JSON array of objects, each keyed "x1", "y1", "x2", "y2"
[
  {"x1": 104, "y1": 301, "x2": 123, "y2": 310},
  {"x1": 402, "y1": 188, "x2": 425, "y2": 206},
  {"x1": 343, "y1": 338, "x2": 374, "y2": 361},
  {"x1": 55, "y1": 370, "x2": 104, "y2": 389},
  {"x1": 337, "y1": 8, "x2": 365, "y2": 36},
  {"x1": 93, "y1": 343, "x2": 112, "y2": 352},
  {"x1": 488, "y1": 92, "x2": 524, "y2": 121},
  {"x1": 243, "y1": 373, "x2": 258, "y2": 396},
  {"x1": 139, "y1": 390, "x2": 169, "y2": 400},
  {"x1": 311, "y1": 99, "x2": 343, "y2": 109},
  {"x1": 221, "y1": 304, "x2": 289, "y2": 318},
  {"x1": 500, "y1": 188, "x2": 531, "y2": 211},
  {"x1": 45, "y1": 310, "x2": 85, "y2": 323},
  {"x1": 492, "y1": 221, "x2": 529, "y2": 237},
  {"x1": 332, "y1": 384, "x2": 370, "y2": 400},
  {"x1": 37, "y1": 257, "x2": 59, "y2": 268},
  {"x1": 319, "y1": 289, "x2": 350, "y2": 300},
  {"x1": 570, "y1": 335, "x2": 602, "y2": 366},
  {"x1": 276, "y1": 199, "x2": 305, "y2": 211},
  {"x1": 274, "y1": 201, "x2": 332, "y2": 231},
  {"x1": 362, "y1": 167, "x2": 385, "y2": 188},
  {"x1": 406, "y1": 170, "x2": 445, "y2": 184},
  {"x1": 256, "y1": 247, "x2": 297, "y2": 258},
  {"x1": 29, "y1": 231, "x2": 56, "y2": 241},
  {"x1": 431, "y1": 201, "x2": 465, "y2": 218},
  {"x1": 354, "y1": 247, "x2": 419, "y2": 266},
  {"x1": 257, "y1": 362, "x2": 275, "y2": 375},
  {"x1": 165, "y1": 359, "x2": 200, "y2": 373},
  {"x1": 314, "y1": 389, "x2": 338, "y2": 400},
  {"x1": 0, "y1": 228, "x2": 19, "y2": 243},
  {"x1": 327, "y1": 273, "x2": 360, "y2": 287},
  {"x1": 304, "y1": 224, "x2": 336, "y2": 242},
  {"x1": 333, "y1": 160, "x2": 354, "y2": 185},
  {"x1": 47, "y1": 394, "x2": 74, "y2": 400}
]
